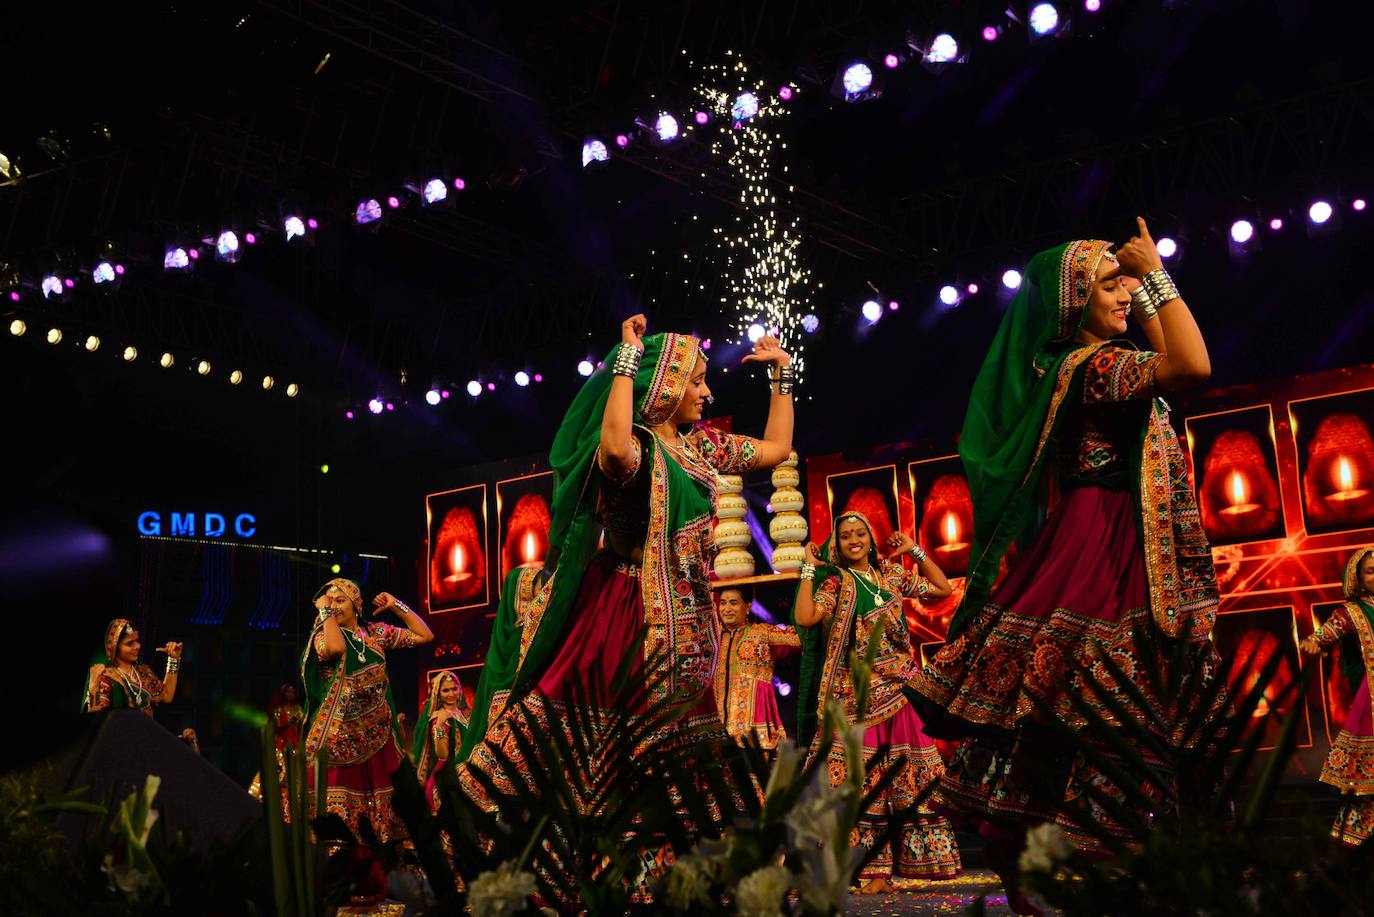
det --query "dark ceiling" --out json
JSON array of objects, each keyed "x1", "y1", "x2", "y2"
[{"x1": 4, "y1": 0, "x2": 1374, "y2": 560}]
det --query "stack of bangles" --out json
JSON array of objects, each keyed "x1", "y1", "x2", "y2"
[
  {"x1": 1129, "y1": 267, "x2": 1182, "y2": 321},
  {"x1": 166, "y1": 656, "x2": 181, "y2": 675},
  {"x1": 800, "y1": 562, "x2": 816, "y2": 581},
  {"x1": 769, "y1": 365, "x2": 795, "y2": 396},
  {"x1": 611, "y1": 343, "x2": 643, "y2": 378}
]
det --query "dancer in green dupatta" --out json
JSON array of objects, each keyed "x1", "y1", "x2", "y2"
[
  {"x1": 84, "y1": 619, "x2": 184, "y2": 716},
  {"x1": 456, "y1": 314, "x2": 794, "y2": 885},
  {"x1": 413, "y1": 670, "x2": 471, "y2": 810},
  {"x1": 905, "y1": 220, "x2": 1230, "y2": 914},
  {"x1": 792, "y1": 512, "x2": 959, "y2": 893},
  {"x1": 300, "y1": 578, "x2": 433, "y2": 846},
  {"x1": 1302, "y1": 547, "x2": 1374, "y2": 846}
]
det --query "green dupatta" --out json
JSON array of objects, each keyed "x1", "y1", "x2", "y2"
[
  {"x1": 457, "y1": 566, "x2": 539, "y2": 762},
  {"x1": 1339, "y1": 549, "x2": 1374, "y2": 688},
  {"x1": 458, "y1": 332, "x2": 715, "y2": 759},
  {"x1": 413, "y1": 670, "x2": 468, "y2": 783}
]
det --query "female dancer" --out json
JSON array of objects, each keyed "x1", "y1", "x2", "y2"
[
  {"x1": 414, "y1": 670, "x2": 471, "y2": 808},
  {"x1": 301, "y1": 578, "x2": 433, "y2": 845},
  {"x1": 713, "y1": 586, "x2": 800, "y2": 753},
  {"x1": 85, "y1": 619, "x2": 184, "y2": 715},
  {"x1": 268, "y1": 683, "x2": 305, "y2": 749},
  {"x1": 905, "y1": 221, "x2": 1229, "y2": 911},
  {"x1": 793, "y1": 514, "x2": 959, "y2": 893},
  {"x1": 1301, "y1": 547, "x2": 1374, "y2": 846},
  {"x1": 457, "y1": 315, "x2": 793, "y2": 870}
]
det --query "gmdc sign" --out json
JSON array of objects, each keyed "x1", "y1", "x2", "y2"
[{"x1": 138, "y1": 511, "x2": 258, "y2": 539}]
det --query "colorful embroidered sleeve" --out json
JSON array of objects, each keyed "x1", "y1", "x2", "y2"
[
  {"x1": 1314, "y1": 605, "x2": 1354, "y2": 647},
  {"x1": 688, "y1": 428, "x2": 762, "y2": 474},
  {"x1": 313, "y1": 626, "x2": 331, "y2": 662},
  {"x1": 89, "y1": 675, "x2": 114, "y2": 712},
  {"x1": 878, "y1": 560, "x2": 921, "y2": 598},
  {"x1": 596, "y1": 433, "x2": 644, "y2": 483},
  {"x1": 138, "y1": 664, "x2": 166, "y2": 701},
  {"x1": 1082, "y1": 347, "x2": 1165, "y2": 404},
  {"x1": 375, "y1": 622, "x2": 421, "y2": 650},
  {"x1": 814, "y1": 574, "x2": 841, "y2": 618},
  {"x1": 765, "y1": 624, "x2": 802, "y2": 658}
]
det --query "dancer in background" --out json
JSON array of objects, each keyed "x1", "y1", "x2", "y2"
[
  {"x1": 906, "y1": 222, "x2": 1230, "y2": 914},
  {"x1": 1302, "y1": 546, "x2": 1374, "y2": 846},
  {"x1": 792, "y1": 514, "x2": 959, "y2": 893},
  {"x1": 301, "y1": 578, "x2": 433, "y2": 846},
  {"x1": 85, "y1": 619, "x2": 184, "y2": 716},
  {"x1": 268, "y1": 683, "x2": 305, "y2": 749},
  {"x1": 414, "y1": 670, "x2": 471, "y2": 809},
  {"x1": 712, "y1": 586, "x2": 800, "y2": 754}
]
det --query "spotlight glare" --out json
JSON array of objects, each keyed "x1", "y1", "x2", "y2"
[
  {"x1": 229, "y1": 369, "x2": 243, "y2": 384},
  {"x1": 262, "y1": 375, "x2": 274, "y2": 391},
  {"x1": 883, "y1": 53, "x2": 901, "y2": 69},
  {"x1": 84, "y1": 335, "x2": 100, "y2": 352},
  {"x1": 1354, "y1": 198, "x2": 1367, "y2": 212},
  {"x1": 466, "y1": 380, "x2": 482, "y2": 397},
  {"x1": 927, "y1": 34, "x2": 960, "y2": 63},
  {"x1": 123, "y1": 345, "x2": 137, "y2": 361},
  {"x1": 244, "y1": 232, "x2": 256, "y2": 245},
  {"x1": 861, "y1": 300, "x2": 882, "y2": 323},
  {"x1": 197, "y1": 359, "x2": 211, "y2": 376},
  {"x1": 577, "y1": 359, "x2": 594, "y2": 376},
  {"x1": 486, "y1": 382, "x2": 496, "y2": 392},
  {"x1": 425, "y1": 389, "x2": 441, "y2": 405},
  {"x1": 747, "y1": 322, "x2": 766, "y2": 342},
  {"x1": 355, "y1": 199, "x2": 383, "y2": 225},
  {"x1": 1156, "y1": 237, "x2": 1178, "y2": 258},
  {"x1": 386, "y1": 196, "x2": 401, "y2": 209},
  {"x1": 188, "y1": 249, "x2": 200, "y2": 261},
  {"x1": 453, "y1": 178, "x2": 466, "y2": 190},
  {"x1": 982, "y1": 25, "x2": 1000, "y2": 41},
  {"x1": 614, "y1": 133, "x2": 630, "y2": 148},
  {"x1": 8, "y1": 319, "x2": 25, "y2": 336},
  {"x1": 46, "y1": 327, "x2": 62, "y2": 344},
  {"x1": 1308, "y1": 200, "x2": 1333, "y2": 224},
  {"x1": 654, "y1": 112, "x2": 680, "y2": 143},
  {"x1": 93, "y1": 262, "x2": 117, "y2": 284},
  {"x1": 215, "y1": 231, "x2": 241, "y2": 261},
  {"x1": 534, "y1": 373, "x2": 543, "y2": 383},
  {"x1": 731, "y1": 92, "x2": 760, "y2": 122},
  {"x1": 966, "y1": 283, "x2": 980, "y2": 295},
  {"x1": 581, "y1": 139, "x2": 609, "y2": 167},
  {"x1": 160, "y1": 352, "x2": 174, "y2": 368},
  {"x1": 422, "y1": 178, "x2": 448, "y2": 205},
  {"x1": 1230, "y1": 219, "x2": 1255, "y2": 244},
  {"x1": 345, "y1": 410, "x2": 355, "y2": 419},
  {"x1": 286, "y1": 383, "x2": 299, "y2": 398},
  {"x1": 939, "y1": 285, "x2": 961, "y2": 305},
  {"x1": 164, "y1": 247, "x2": 190, "y2": 270},
  {"x1": 841, "y1": 62, "x2": 874, "y2": 97},
  {"x1": 801, "y1": 313, "x2": 820, "y2": 333},
  {"x1": 1085, "y1": 0, "x2": 1101, "y2": 10},
  {"x1": 41, "y1": 275, "x2": 63, "y2": 298},
  {"x1": 1269, "y1": 217, "x2": 1284, "y2": 231},
  {"x1": 514, "y1": 370, "x2": 531, "y2": 387},
  {"x1": 8, "y1": 291, "x2": 18, "y2": 302},
  {"x1": 777, "y1": 86, "x2": 793, "y2": 100},
  {"x1": 283, "y1": 215, "x2": 307, "y2": 240},
  {"x1": 307, "y1": 218, "x2": 319, "y2": 229},
  {"x1": 368, "y1": 398, "x2": 384, "y2": 414},
  {"x1": 694, "y1": 110, "x2": 710, "y2": 124},
  {"x1": 1002, "y1": 269, "x2": 1023, "y2": 289},
  {"x1": 1029, "y1": 3, "x2": 1061, "y2": 35}
]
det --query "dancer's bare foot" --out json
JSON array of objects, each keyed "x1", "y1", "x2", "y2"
[{"x1": 857, "y1": 876, "x2": 897, "y2": 895}]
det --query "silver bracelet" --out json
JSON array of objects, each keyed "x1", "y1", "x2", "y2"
[
  {"x1": 611, "y1": 343, "x2": 643, "y2": 378},
  {"x1": 1130, "y1": 284, "x2": 1158, "y2": 321},
  {"x1": 165, "y1": 657, "x2": 181, "y2": 675},
  {"x1": 769, "y1": 365, "x2": 795, "y2": 396},
  {"x1": 799, "y1": 562, "x2": 816, "y2": 581},
  {"x1": 909, "y1": 543, "x2": 927, "y2": 563},
  {"x1": 392, "y1": 599, "x2": 414, "y2": 617},
  {"x1": 1141, "y1": 268, "x2": 1180, "y2": 308}
]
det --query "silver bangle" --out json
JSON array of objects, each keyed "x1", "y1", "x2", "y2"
[
  {"x1": 799, "y1": 562, "x2": 816, "y2": 581},
  {"x1": 611, "y1": 343, "x2": 643, "y2": 378},
  {"x1": 165, "y1": 657, "x2": 181, "y2": 675},
  {"x1": 909, "y1": 543, "x2": 927, "y2": 562},
  {"x1": 1130, "y1": 284, "x2": 1157, "y2": 321},
  {"x1": 1142, "y1": 268, "x2": 1180, "y2": 308},
  {"x1": 392, "y1": 599, "x2": 414, "y2": 617},
  {"x1": 770, "y1": 365, "x2": 795, "y2": 396}
]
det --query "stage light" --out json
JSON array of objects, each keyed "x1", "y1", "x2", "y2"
[
  {"x1": 84, "y1": 335, "x2": 100, "y2": 352},
  {"x1": 122, "y1": 346, "x2": 137, "y2": 361},
  {"x1": 320, "y1": 463, "x2": 329, "y2": 474},
  {"x1": 1308, "y1": 200, "x2": 1333, "y2": 224},
  {"x1": 731, "y1": 92, "x2": 760, "y2": 122},
  {"x1": 453, "y1": 178, "x2": 466, "y2": 191},
  {"x1": 425, "y1": 389, "x2": 441, "y2": 405},
  {"x1": 927, "y1": 34, "x2": 960, "y2": 63},
  {"x1": 41, "y1": 275, "x2": 63, "y2": 299},
  {"x1": 308, "y1": 218, "x2": 319, "y2": 229},
  {"x1": 189, "y1": 249, "x2": 200, "y2": 261},
  {"x1": 467, "y1": 380, "x2": 482, "y2": 397},
  {"x1": 841, "y1": 62, "x2": 873, "y2": 98},
  {"x1": 262, "y1": 375, "x2": 274, "y2": 390},
  {"x1": 1085, "y1": 0, "x2": 1101, "y2": 10},
  {"x1": 861, "y1": 300, "x2": 882, "y2": 323},
  {"x1": 215, "y1": 231, "x2": 241, "y2": 262},
  {"x1": 982, "y1": 25, "x2": 1000, "y2": 41},
  {"x1": 386, "y1": 196, "x2": 401, "y2": 209},
  {"x1": 778, "y1": 86, "x2": 794, "y2": 100},
  {"x1": 514, "y1": 370, "x2": 531, "y2": 387},
  {"x1": 581, "y1": 139, "x2": 609, "y2": 167},
  {"x1": 888, "y1": 299, "x2": 900, "y2": 311},
  {"x1": 244, "y1": 232, "x2": 256, "y2": 245},
  {"x1": 801, "y1": 313, "x2": 820, "y2": 333},
  {"x1": 654, "y1": 112, "x2": 680, "y2": 143},
  {"x1": 883, "y1": 53, "x2": 901, "y2": 69},
  {"x1": 441, "y1": 389, "x2": 451, "y2": 399},
  {"x1": 777, "y1": 681, "x2": 791, "y2": 697},
  {"x1": 1002, "y1": 269, "x2": 1023, "y2": 289},
  {"x1": 197, "y1": 359, "x2": 212, "y2": 375},
  {"x1": 8, "y1": 319, "x2": 24, "y2": 336},
  {"x1": 966, "y1": 283, "x2": 980, "y2": 295},
  {"x1": 533, "y1": 374, "x2": 543, "y2": 383},
  {"x1": 614, "y1": 133, "x2": 630, "y2": 148},
  {"x1": 1269, "y1": 217, "x2": 1284, "y2": 231},
  {"x1": 939, "y1": 285, "x2": 961, "y2": 305},
  {"x1": 92, "y1": 262, "x2": 118, "y2": 284},
  {"x1": 165, "y1": 247, "x2": 191, "y2": 270},
  {"x1": 701, "y1": 339, "x2": 712, "y2": 351},
  {"x1": 1029, "y1": 3, "x2": 1061, "y2": 35},
  {"x1": 355, "y1": 199, "x2": 383, "y2": 225},
  {"x1": 64, "y1": 278, "x2": 75, "y2": 289},
  {"x1": 160, "y1": 352, "x2": 174, "y2": 368},
  {"x1": 422, "y1": 178, "x2": 448, "y2": 205},
  {"x1": 1156, "y1": 237, "x2": 1178, "y2": 258},
  {"x1": 368, "y1": 398, "x2": 384, "y2": 414},
  {"x1": 577, "y1": 359, "x2": 594, "y2": 377},
  {"x1": 747, "y1": 322, "x2": 766, "y2": 342},
  {"x1": 330, "y1": 563, "x2": 341, "y2": 574},
  {"x1": 1355, "y1": 199, "x2": 1367, "y2": 212},
  {"x1": 229, "y1": 369, "x2": 243, "y2": 385},
  {"x1": 283, "y1": 216, "x2": 307, "y2": 240},
  {"x1": 46, "y1": 327, "x2": 62, "y2": 344},
  {"x1": 1230, "y1": 219, "x2": 1255, "y2": 244},
  {"x1": 286, "y1": 383, "x2": 299, "y2": 397},
  {"x1": 345, "y1": 410, "x2": 355, "y2": 420},
  {"x1": 694, "y1": 110, "x2": 711, "y2": 125},
  {"x1": 8, "y1": 291, "x2": 18, "y2": 302},
  {"x1": 486, "y1": 382, "x2": 496, "y2": 392}
]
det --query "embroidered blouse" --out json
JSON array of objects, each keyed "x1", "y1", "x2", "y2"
[{"x1": 1060, "y1": 346, "x2": 1165, "y2": 482}]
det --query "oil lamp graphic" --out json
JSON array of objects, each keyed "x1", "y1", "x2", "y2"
[
  {"x1": 1220, "y1": 470, "x2": 1261, "y2": 518},
  {"x1": 445, "y1": 543, "x2": 473, "y2": 585},
  {"x1": 1325, "y1": 456, "x2": 1370, "y2": 507},
  {"x1": 934, "y1": 511, "x2": 970, "y2": 562}
]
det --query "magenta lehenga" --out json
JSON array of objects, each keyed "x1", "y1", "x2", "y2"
[{"x1": 906, "y1": 240, "x2": 1231, "y2": 853}]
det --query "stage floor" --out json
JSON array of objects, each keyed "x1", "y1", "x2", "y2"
[{"x1": 847, "y1": 869, "x2": 1027, "y2": 916}]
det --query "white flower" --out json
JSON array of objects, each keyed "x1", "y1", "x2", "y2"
[
  {"x1": 101, "y1": 854, "x2": 152, "y2": 895},
  {"x1": 764, "y1": 739, "x2": 801, "y2": 799},
  {"x1": 1018, "y1": 822, "x2": 1074, "y2": 875},
  {"x1": 733, "y1": 864, "x2": 791, "y2": 917},
  {"x1": 665, "y1": 854, "x2": 713, "y2": 911},
  {"x1": 468, "y1": 860, "x2": 537, "y2": 917},
  {"x1": 784, "y1": 789, "x2": 840, "y2": 849}
]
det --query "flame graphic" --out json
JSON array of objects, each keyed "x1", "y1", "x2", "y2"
[
  {"x1": 1228, "y1": 470, "x2": 1248, "y2": 506},
  {"x1": 522, "y1": 530, "x2": 538, "y2": 564},
  {"x1": 451, "y1": 543, "x2": 465, "y2": 574},
  {"x1": 942, "y1": 512, "x2": 960, "y2": 545},
  {"x1": 1337, "y1": 456, "x2": 1356, "y2": 492}
]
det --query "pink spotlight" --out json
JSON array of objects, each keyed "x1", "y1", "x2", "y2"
[
  {"x1": 982, "y1": 25, "x2": 999, "y2": 41},
  {"x1": 346, "y1": 410, "x2": 355, "y2": 419},
  {"x1": 453, "y1": 178, "x2": 466, "y2": 190},
  {"x1": 189, "y1": 248, "x2": 200, "y2": 260},
  {"x1": 8, "y1": 291, "x2": 18, "y2": 302},
  {"x1": 1085, "y1": 0, "x2": 1101, "y2": 10},
  {"x1": 883, "y1": 53, "x2": 901, "y2": 69},
  {"x1": 307, "y1": 218, "x2": 319, "y2": 230},
  {"x1": 244, "y1": 232, "x2": 257, "y2": 244},
  {"x1": 64, "y1": 278, "x2": 75, "y2": 289},
  {"x1": 441, "y1": 389, "x2": 451, "y2": 399},
  {"x1": 534, "y1": 373, "x2": 544, "y2": 382},
  {"x1": 778, "y1": 86, "x2": 793, "y2": 101},
  {"x1": 967, "y1": 283, "x2": 980, "y2": 295},
  {"x1": 701, "y1": 339, "x2": 712, "y2": 350},
  {"x1": 386, "y1": 402, "x2": 395, "y2": 411},
  {"x1": 615, "y1": 134, "x2": 630, "y2": 148},
  {"x1": 115, "y1": 264, "x2": 126, "y2": 275},
  {"x1": 486, "y1": 382, "x2": 496, "y2": 392},
  {"x1": 888, "y1": 300, "x2": 900, "y2": 311},
  {"x1": 1355, "y1": 199, "x2": 1368, "y2": 212},
  {"x1": 387, "y1": 196, "x2": 401, "y2": 209},
  {"x1": 1269, "y1": 217, "x2": 1284, "y2": 231}
]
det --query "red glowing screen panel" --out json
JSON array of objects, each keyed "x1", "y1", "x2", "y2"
[
  {"x1": 907, "y1": 456, "x2": 971, "y2": 640},
  {"x1": 496, "y1": 472, "x2": 553, "y2": 585},
  {"x1": 1210, "y1": 606, "x2": 1312, "y2": 752},
  {"x1": 1288, "y1": 388, "x2": 1374, "y2": 536},
  {"x1": 1313, "y1": 600, "x2": 1359, "y2": 744},
  {"x1": 426, "y1": 484, "x2": 490, "y2": 613},
  {"x1": 824, "y1": 465, "x2": 900, "y2": 550},
  {"x1": 1185, "y1": 406, "x2": 1286, "y2": 547}
]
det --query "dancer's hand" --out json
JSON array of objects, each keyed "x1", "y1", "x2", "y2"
[
  {"x1": 89, "y1": 663, "x2": 106, "y2": 681},
  {"x1": 621, "y1": 314, "x2": 647, "y2": 351},
  {"x1": 741, "y1": 334, "x2": 791, "y2": 368},
  {"x1": 803, "y1": 542, "x2": 821, "y2": 565},
  {"x1": 372, "y1": 592, "x2": 399, "y2": 614},
  {"x1": 884, "y1": 531, "x2": 916, "y2": 559},
  {"x1": 1115, "y1": 216, "x2": 1164, "y2": 278},
  {"x1": 155, "y1": 642, "x2": 184, "y2": 659},
  {"x1": 1300, "y1": 635, "x2": 1324, "y2": 656}
]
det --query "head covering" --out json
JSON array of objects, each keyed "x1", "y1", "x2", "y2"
[
  {"x1": 313, "y1": 577, "x2": 364, "y2": 621},
  {"x1": 1344, "y1": 548, "x2": 1374, "y2": 601},
  {"x1": 103, "y1": 618, "x2": 136, "y2": 664},
  {"x1": 462, "y1": 332, "x2": 705, "y2": 754},
  {"x1": 1339, "y1": 547, "x2": 1374, "y2": 687},
  {"x1": 952, "y1": 239, "x2": 1115, "y2": 637}
]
